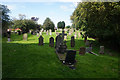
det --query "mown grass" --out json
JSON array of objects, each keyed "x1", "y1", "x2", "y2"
[{"x1": 2, "y1": 31, "x2": 119, "y2": 78}]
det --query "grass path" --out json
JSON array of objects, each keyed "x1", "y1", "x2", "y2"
[{"x1": 2, "y1": 32, "x2": 119, "y2": 78}]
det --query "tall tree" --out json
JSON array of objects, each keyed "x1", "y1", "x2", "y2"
[
  {"x1": 1, "y1": 4, "x2": 11, "y2": 36},
  {"x1": 71, "y1": 2, "x2": 120, "y2": 48},
  {"x1": 43, "y1": 17, "x2": 55, "y2": 32},
  {"x1": 57, "y1": 21, "x2": 65, "y2": 29}
]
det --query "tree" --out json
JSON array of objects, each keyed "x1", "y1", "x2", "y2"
[
  {"x1": 57, "y1": 21, "x2": 65, "y2": 29},
  {"x1": 1, "y1": 4, "x2": 11, "y2": 36},
  {"x1": 71, "y1": 2, "x2": 120, "y2": 48},
  {"x1": 66, "y1": 25, "x2": 70, "y2": 28},
  {"x1": 43, "y1": 17, "x2": 55, "y2": 32},
  {"x1": 12, "y1": 19, "x2": 38, "y2": 33}
]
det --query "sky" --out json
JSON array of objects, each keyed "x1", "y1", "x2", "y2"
[{"x1": 1, "y1": 1, "x2": 80, "y2": 27}]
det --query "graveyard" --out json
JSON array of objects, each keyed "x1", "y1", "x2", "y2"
[
  {"x1": 2, "y1": 30, "x2": 119, "y2": 78},
  {"x1": 1, "y1": 1, "x2": 120, "y2": 79}
]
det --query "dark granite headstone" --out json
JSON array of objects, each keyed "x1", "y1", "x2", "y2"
[
  {"x1": 49, "y1": 37, "x2": 54, "y2": 47},
  {"x1": 65, "y1": 50, "x2": 76, "y2": 65},
  {"x1": 38, "y1": 36, "x2": 44, "y2": 45},
  {"x1": 55, "y1": 34, "x2": 62, "y2": 48},
  {"x1": 71, "y1": 36, "x2": 75, "y2": 47}
]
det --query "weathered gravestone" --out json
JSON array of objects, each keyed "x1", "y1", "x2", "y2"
[
  {"x1": 64, "y1": 35, "x2": 67, "y2": 40},
  {"x1": 46, "y1": 30, "x2": 48, "y2": 35},
  {"x1": 79, "y1": 47, "x2": 86, "y2": 55},
  {"x1": 39, "y1": 31, "x2": 42, "y2": 35},
  {"x1": 99, "y1": 46, "x2": 104, "y2": 54},
  {"x1": 23, "y1": 33, "x2": 28, "y2": 40},
  {"x1": 56, "y1": 32, "x2": 59, "y2": 36},
  {"x1": 49, "y1": 29, "x2": 52, "y2": 35},
  {"x1": 71, "y1": 36, "x2": 75, "y2": 47},
  {"x1": 38, "y1": 36, "x2": 44, "y2": 45},
  {"x1": 64, "y1": 50, "x2": 76, "y2": 65},
  {"x1": 84, "y1": 35, "x2": 87, "y2": 42},
  {"x1": 49, "y1": 37, "x2": 54, "y2": 47},
  {"x1": 78, "y1": 32, "x2": 81, "y2": 38},
  {"x1": 85, "y1": 40, "x2": 90, "y2": 47}
]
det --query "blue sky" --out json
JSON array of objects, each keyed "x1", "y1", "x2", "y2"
[{"x1": 1, "y1": 2, "x2": 79, "y2": 27}]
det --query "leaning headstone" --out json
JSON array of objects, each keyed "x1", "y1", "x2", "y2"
[
  {"x1": 49, "y1": 37, "x2": 54, "y2": 47},
  {"x1": 65, "y1": 50, "x2": 76, "y2": 65},
  {"x1": 38, "y1": 36, "x2": 44, "y2": 45},
  {"x1": 71, "y1": 36, "x2": 75, "y2": 47},
  {"x1": 79, "y1": 47, "x2": 86, "y2": 55},
  {"x1": 23, "y1": 33, "x2": 28, "y2": 40},
  {"x1": 99, "y1": 46, "x2": 104, "y2": 54}
]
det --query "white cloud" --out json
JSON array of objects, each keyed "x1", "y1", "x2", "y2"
[
  {"x1": 60, "y1": 5, "x2": 74, "y2": 12},
  {"x1": 7, "y1": 5, "x2": 16, "y2": 10}
]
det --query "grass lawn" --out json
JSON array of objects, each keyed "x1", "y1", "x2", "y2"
[{"x1": 2, "y1": 31, "x2": 119, "y2": 78}]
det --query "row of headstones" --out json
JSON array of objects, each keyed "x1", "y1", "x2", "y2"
[{"x1": 38, "y1": 35, "x2": 104, "y2": 55}]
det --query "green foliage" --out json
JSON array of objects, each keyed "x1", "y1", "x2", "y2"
[
  {"x1": 12, "y1": 19, "x2": 38, "y2": 33},
  {"x1": 1, "y1": 4, "x2": 11, "y2": 35},
  {"x1": 66, "y1": 25, "x2": 70, "y2": 28},
  {"x1": 57, "y1": 21, "x2": 65, "y2": 29},
  {"x1": 43, "y1": 17, "x2": 55, "y2": 32},
  {"x1": 71, "y1": 2, "x2": 120, "y2": 47}
]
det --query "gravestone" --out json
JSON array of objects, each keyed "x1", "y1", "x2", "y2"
[
  {"x1": 71, "y1": 36, "x2": 75, "y2": 47},
  {"x1": 65, "y1": 50, "x2": 76, "y2": 65},
  {"x1": 99, "y1": 46, "x2": 104, "y2": 54},
  {"x1": 78, "y1": 32, "x2": 81, "y2": 38},
  {"x1": 49, "y1": 37, "x2": 54, "y2": 47},
  {"x1": 85, "y1": 40, "x2": 90, "y2": 47},
  {"x1": 56, "y1": 32, "x2": 59, "y2": 36},
  {"x1": 74, "y1": 33, "x2": 77, "y2": 39},
  {"x1": 38, "y1": 36, "x2": 44, "y2": 45},
  {"x1": 39, "y1": 31, "x2": 42, "y2": 35},
  {"x1": 7, "y1": 31, "x2": 11, "y2": 42},
  {"x1": 79, "y1": 47, "x2": 86, "y2": 55},
  {"x1": 55, "y1": 34, "x2": 62, "y2": 49},
  {"x1": 46, "y1": 30, "x2": 48, "y2": 35},
  {"x1": 86, "y1": 47, "x2": 92, "y2": 53},
  {"x1": 49, "y1": 29, "x2": 52, "y2": 35},
  {"x1": 84, "y1": 35, "x2": 87, "y2": 42},
  {"x1": 69, "y1": 32, "x2": 71, "y2": 35},
  {"x1": 23, "y1": 33, "x2": 28, "y2": 40},
  {"x1": 64, "y1": 35, "x2": 67, "y2": 40}
]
